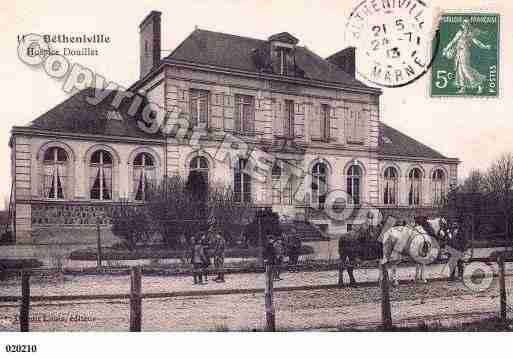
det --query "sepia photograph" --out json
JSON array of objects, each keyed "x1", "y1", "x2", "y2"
[{"x1": 1, "y1": 1, "x2": 513, "y2": 353}]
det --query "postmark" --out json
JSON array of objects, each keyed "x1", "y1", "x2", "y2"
[
  {"x1": 431, "y1": 13, "x2": 500, "y2": 97},
  {"x1": 345, "y1": 0, "x2": 437, "y2": 87}
]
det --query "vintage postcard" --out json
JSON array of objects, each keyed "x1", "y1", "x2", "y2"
[{"x1": 1, "y1": 0, "x2": 513, "y2": 354}]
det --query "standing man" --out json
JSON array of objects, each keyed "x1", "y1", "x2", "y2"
[
  {"x1": 191, "y1": 237, "x2": 204, "y2": 285},
  {"x1": 200, "y1": 232, "x2": 211, "y2": 283},
  {"x1": 213, "y1": 232, "x2": 226, "y2": 282},
  {"x1": 179, "y1": 232, "x2": 189, "y2": 266},
  {"x1": 263, "y1": 234, "x2": 276, "y2": 278},
  {"x1": 287, "y1": 228, "x2": 301, "y2": 272},
  {"x1": 273, "y1": 237, "x2": 284, "y2": 281}
]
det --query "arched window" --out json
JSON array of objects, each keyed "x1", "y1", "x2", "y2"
[
  {"x1": 311, "y1": 162, "x2": 328, "y2": 206},
  {"x1": 234, "y1": 158, "x2": 251, "y2": 203},
  {"x1": 347, "y1": 165, "x2": 362, "y2": 205},
  {"x1": 383, "y1": 167, "x2": 398, "y2": 205},
  {"x1": 432, "y1": 169, "x2": 446, "y2": 205},
  {"x1": 90, "y1": 150, "x2": 113, "y2": 200},
  {"x1": 133, "y1": 153, "x2": 156, "y2": 201},
  {"x1": 271, "y1": 162, "x2": 292, "y2": 205},
  {"x1": 190, "y1": 156, "x2": 209, "y2": 182},
  {"x1": 408, "y1": 168, "x2": 423, "y2": 206},
  {"x1": 42, "y1": 147, "x2": 68, "y2": 199}
]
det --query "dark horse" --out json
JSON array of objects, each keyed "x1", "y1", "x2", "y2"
[{"x1": 338, "y1": 222, "x2": 383, "y2": 286}]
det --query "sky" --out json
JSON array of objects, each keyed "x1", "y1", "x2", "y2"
[{"x1": 1, "y1": 0, "x2": 512, "y2": 209}]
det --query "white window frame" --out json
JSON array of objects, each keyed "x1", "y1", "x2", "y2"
[
  {"x1": 432, "y1": 169, "x2": 446, "y2": 205},
  {"x1": 42, "y1": 147, "x2": 68, "y2": 200},
  {"x1": 311, "y1": 162, "x2": 328, "y2": 206},
  {"x1": 408, "y1": 168, "x2": 423, "y2": 206},
  {"x1": 347, "y1": 165, "x2": 362, "y2": 205},
  {"x1": 383, "y1": 167, "x2": 398, "y2": 205},
  {"x1": 234, "y1": 94, "x2": 255, "y2": 134},
  {"x1": 133, "y1": 153, "x2": 156, "y2": 202},
  {"x1": 90, "y1": 150, "x2": 113, "y2": 201},
  {"x1": 284, "y1": 99, "x2": 295, "y2": 138},
  {"x1": 234, "y1": 158, "x2": 252, "y2": 203},
  {"x1": 190, "y1": 89, "x2": 209, "y2": 127}
]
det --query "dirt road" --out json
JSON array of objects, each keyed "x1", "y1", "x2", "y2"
[{"x1": 1, "y1": 263, "x2": 511, "y2": 331}]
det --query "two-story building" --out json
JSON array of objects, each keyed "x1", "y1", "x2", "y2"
[{"x1": 9, "y1": 11, "x2": 459, "y2": 243}]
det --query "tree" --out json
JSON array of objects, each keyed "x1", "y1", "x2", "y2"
[
  {"x1": 111, "y1": 201, "x2": 152, "y2": 250},
  {"x1": 144, "y1": 176, "x2": 255, "y2": 248},
  {"x1": 244, "y1": 208, "x2": 282, "y2": 246},
  {"x1": 460, "y1": 169, "x2": 485, "y2": 193},
  {"x1": 484, "y1": 152, "x2": 513, "y2": 209}
]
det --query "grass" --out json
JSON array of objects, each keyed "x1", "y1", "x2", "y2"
[{"x1": 69, "y1": 244, "x2": 314, "y2": 261}]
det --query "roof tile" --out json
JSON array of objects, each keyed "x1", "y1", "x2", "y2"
[{"x1": 167, "y1": 29, "x2": 368, "y2": 88}]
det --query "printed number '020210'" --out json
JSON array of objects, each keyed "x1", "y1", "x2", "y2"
[{"x1": 5, "y1": 344, "x2": 38, "y2": 353}]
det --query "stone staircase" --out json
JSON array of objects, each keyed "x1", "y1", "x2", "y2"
[{"x1": 282, "y1": 220, "x2": 328, "y2": 242}]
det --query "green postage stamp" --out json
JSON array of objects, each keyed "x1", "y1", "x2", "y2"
[{"x1": 431, "y1": 13, "x2": 500, "y2": 97}]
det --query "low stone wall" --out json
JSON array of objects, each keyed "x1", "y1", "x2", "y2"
[{"x1": 31, "y1": 202, "x2": 117, "y2": 226}]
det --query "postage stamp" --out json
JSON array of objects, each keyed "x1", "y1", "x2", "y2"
[
  {"x1": 344, "y1": 0, "x2": 436, "y2": 88},
  {"x1": 431, "y1": 13, "x2": 500, "y2": 97}
]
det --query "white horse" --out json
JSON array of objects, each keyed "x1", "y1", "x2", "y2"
[{"x1": 380, "y1": 218, "x2": 447, "y2": 285}]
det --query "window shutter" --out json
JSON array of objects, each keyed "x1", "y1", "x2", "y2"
[
  {"x1": 199, "y1": 93, "x2": 208, "y2": 125},
  {"x1": 325, "y1": 107, "x2": 331, "y2": 140},
  {"x1": 311, "y1": 105, "x2": 321, "y2": 139},
  {"x1": 273, "y1": 100, "x2": 283, "y2": 136},
  {"x1": 356, "y1": 110, "x2": 366, "y2": 143},
  {"x1": 283, "y1": 102, "x2": 290, "y2": 137},
  {"x1": 223, "y1": 94, "x2": 234, "y2": 130},
  {"x1": 345, "y1": 110, "x2": 354, "y2": 143},
  {"x1": 234, "y1": 100, "x2": 241, "y2": 132},
  {"x1": 243, "y1": 98, "x2": 254, "y2": 133},
  {"x1": 190, "y1": 94, "x2": 198, "y2": 127}
]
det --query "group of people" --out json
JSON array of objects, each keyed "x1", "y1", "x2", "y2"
[
  {"x1": 263, "y1": 228, "x2": 302, "y2": 280},
  {"x1": 178, "y1": 227, "x2": 302, "y2": 284},
  {"x1": 178, "y1": 231, "x2": 226, "y2": 285}
]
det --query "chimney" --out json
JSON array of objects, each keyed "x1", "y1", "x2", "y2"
[
  {"x1": 139, "y1": 11, "x2": 162, "y2": 79},
  {"x1": 326, "y1": 47, "x2": 355, "y2": 77}
]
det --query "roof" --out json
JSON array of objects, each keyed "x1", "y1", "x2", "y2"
[
  {"x1": 166, "y1": 28, "x2": 369, "y2": 88},
  {"x1": 268, "y1": 32, "x2": 299, "y2": 44},
  {"x1": 26, "y1": 88, "x2": 159, "y2": 139},
  {"x1": 378, "y1": 122, "x2": 448, "y2": 159}
]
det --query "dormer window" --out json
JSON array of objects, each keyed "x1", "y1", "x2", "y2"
[
  {"x1": 268, "y1": 32, "x2": 299, "y2": 77},
  {"x1": 279, "y1": 48, "x2": 289, "y2": 76}
]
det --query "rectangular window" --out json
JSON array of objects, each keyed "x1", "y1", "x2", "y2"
[
  {"x1": 321, "y1": 104, "x2": 330, "y2": 141},
  {"x1": 284, "y1": 100, "x2": 295, "y2": 138},
  {"x1": 272, "y1": 175, "x2": 281, "y2": 205},
  {"x1": 234, "y1": 94, "x2": 255, "y2": 135},
  {"x1": 345, "y1": 109, "x2": 365, "y2": 144},
  {"x1": 189, "y1": 89, "x2": 209, "y2": 127},
  {"x1": 271, "y1": 175, "x2": 292, "y2": 205},
  {"x1": 234, "y1": 159, "x2": 252, "y2": 203}
]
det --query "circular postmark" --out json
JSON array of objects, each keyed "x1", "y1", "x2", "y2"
[{"x1": 345, "y1": 0, "x2": 439, "y2": 87}]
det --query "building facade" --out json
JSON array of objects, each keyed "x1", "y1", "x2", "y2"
[{"x1": 9, "y1": 11, "x2": 459, "y2": 243}]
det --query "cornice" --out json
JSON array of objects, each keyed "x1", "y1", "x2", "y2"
[
  {"x1": 11, "y1": 127, "x2": 166, "y2": 145},
  {"x1": 130, "y1": 59, "x2": 382, "y2": 96},
  {"x1": 377, "y1": 154, "x2": 460, "y2": 164}
]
